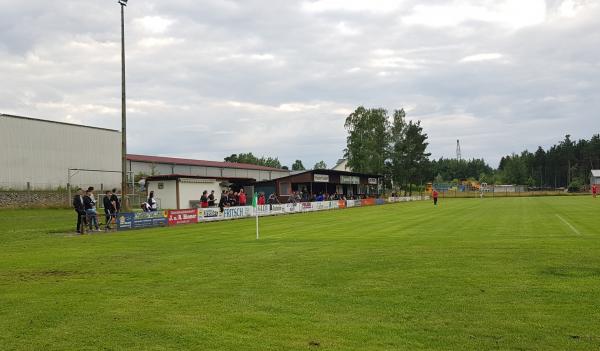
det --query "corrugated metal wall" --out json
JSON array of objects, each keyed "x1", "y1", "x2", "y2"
[
  {"x1": 0, "y1": 115, "x2": 121, "y2": 190},
  {"x1": 129, "y1": 161, "x2": 290, "y2": 181}
]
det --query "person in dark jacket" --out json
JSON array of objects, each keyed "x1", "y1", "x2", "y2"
[
  {"x1": 72, "y1": 188, "x2": 86, "y2": 233},
  {"x1": 83, "y1": 189, "x2": 100, "y2": 231},
  {"x1": 208, "y1": 190, "x2": 216, "y2": 207},
  {"x1": 218, "y1": 190, "x2": 229, "y2": 212},
  {"x1": 110, "y1": 188, "x2": 121, "y2": 214},
  {"x1": 103, "y1": 190, "x2": 115, "y2": 230}
]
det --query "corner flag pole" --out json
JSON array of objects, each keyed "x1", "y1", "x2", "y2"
[{"x1": 253, "y1": 193, "x2": 259, "y2": 240}]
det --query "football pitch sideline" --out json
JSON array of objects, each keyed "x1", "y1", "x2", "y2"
[{"x1": 0, "y1": 196, "x2": 599, "y2": 350}]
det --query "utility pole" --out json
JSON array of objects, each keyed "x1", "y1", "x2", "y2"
[{"x1": 119, "y1": 0, "x2": 129, "y2": 210}]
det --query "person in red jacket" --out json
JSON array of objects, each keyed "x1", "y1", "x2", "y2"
[
  {"x1": 257, "y1": 193, "x2": 266, "y2": 205},
  {"x1": 238, "y1": 188, "x2": 247, "y2": 206},
  {"x1": 432, "y1": 189, "x2": 439, "y2": 206},
  {"x1": 200, "y1": 191, "x2": 209, "y2": 208},
  {"x1": 593, "y1": 184, "x2": 598, "y2": 198}
]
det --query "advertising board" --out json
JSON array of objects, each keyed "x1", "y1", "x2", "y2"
[
  {"x1": 117, "y1": 211, "x2": 168, "y2": 231},
  {"x1": 198, "y1": 208, "x2": 221, "y2": 221},
  {"x1": 313, "y1": 174, "x2": 330, "y2": 183},
  {"x1": 223, "y1": 206, "x2": 252, "y2": 219},
  {"x1": 168, "y1": 209, "x2": 198, "y2": 225},
  {"x1": 361, "y1": 198, "x2": 376, "y2": 206}
]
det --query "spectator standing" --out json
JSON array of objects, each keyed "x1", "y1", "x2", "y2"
[
  {"x1": 219, "y1": 190, "x2": 229, "y2": 212},
  {"x1": 229, "y1": 191, "x2": 238, "y2": 207},
  {"x1": 268, "y1": 193, "x2": 279, "y2": 205},
  {"x1": 238, "y1": 188, "x2": 247, "y2": 206},
  {"x1": 83, "y1": 189, "x2": 100, "y2": 231},
  {"x1": 103, "y1": 190, "x2": 115, "y2": 230},
  {"x1": 147, "y1": 191, "x2": 158, "y2": 211},
  {"x1": 200, "y1": 191, "x2": 209, "y2": 208},
  {"x1": 288, "y1": 192, "x2": 297, "y2": 204},
  {"x1": 432, "y1": 189, "x2": 439, "y2": 206},
  {"x1": 72, "y1": 188, "x2": 86, "y2": 234},
  {"x1": 208, "y1": 190, "x2": 216, "y2": 207},
  {"x1": 258, "y1": 193, "x2": 266, "y2": 205},
  {"x1": 110, "y1": 188, "x2": 121, "y2": 214}
]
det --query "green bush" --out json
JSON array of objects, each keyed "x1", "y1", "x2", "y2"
[{"x1": 567, "y1": 179, "x2": 583, "y2": 192}]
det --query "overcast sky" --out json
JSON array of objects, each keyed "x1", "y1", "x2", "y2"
[{"x1": 1, "y1": 0, "x2": 598, "y2": 168}]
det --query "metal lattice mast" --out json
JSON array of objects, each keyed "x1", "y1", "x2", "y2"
[{"x1": 456, "y1": 139, "x2": 462, "y2": 161}]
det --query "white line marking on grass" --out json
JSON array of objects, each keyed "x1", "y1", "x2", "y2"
[{"x1": 556, "y1": 214, "x2": 581, "y2": 235}]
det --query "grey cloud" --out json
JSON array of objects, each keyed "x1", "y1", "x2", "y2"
[{"x1": 0, "y1": 0, "x2": 599, "y2": 169}]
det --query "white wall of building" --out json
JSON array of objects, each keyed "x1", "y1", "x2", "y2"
[
  {"x1": 147, "y1": 180, "x2": 178, "y2": 209},
  {"x1": 147, "y1": 178, "x2": 226, "y2": 209},
  {"x1": 178, "y1": 179, "x2": 224, "y2": 209},
  {"x1": 0, "y1": 114, "x2": 121, "y2": 190}
]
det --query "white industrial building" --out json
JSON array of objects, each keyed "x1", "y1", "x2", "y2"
[
  {"x1": 591, "y1": 170, "x2": 600, "y2": 186},
  {"x1": 1, "y1": 114, "x2": 290, "y2": 193},
  {"x1": 0, "y1": 114, "x2": 121, "y2": 190}
]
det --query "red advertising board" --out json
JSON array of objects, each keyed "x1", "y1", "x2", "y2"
[
  {"x1": 168, "y1": 209, "x2": 199, "y2": 225},
  {"x1": 361, "y1": 198, "x2": 376, "y2": 206}
]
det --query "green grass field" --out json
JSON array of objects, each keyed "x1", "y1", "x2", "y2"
[{"x1": 1, "y1": 197, "x2": 599, "y2": 350}]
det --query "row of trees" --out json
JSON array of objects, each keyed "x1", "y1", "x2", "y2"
[
  {"x1": 224, "y1": 153, "x2": 283, "y2": 169},
  {"x1": 292, "y1": 160, "x2": 328, "y2": 171},
  {"x1": 223, "y1": 153, "x2": 329, "y2": 171},
  {"x1": 344, "y1": 106, "x2": 430, "y2": 194},
  {"x1": 496, "y1": 134, "x2": 600, "y2": 189},
  {"x1": 223, "y1": 115, "x2": 600, "y2": 192}
]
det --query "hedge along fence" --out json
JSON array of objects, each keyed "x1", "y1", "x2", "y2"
[{"x1": 115, "y1": 197, "x2": 431, "y2": 231}]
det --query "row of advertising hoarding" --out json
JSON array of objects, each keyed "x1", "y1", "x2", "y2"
[{"x1": 116, "y1": 197, "x2": 428, "y2": 231}]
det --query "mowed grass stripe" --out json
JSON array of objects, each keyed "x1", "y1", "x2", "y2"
[{"x1": 0, "y1": 197, "x2": 599, "y2": 350}]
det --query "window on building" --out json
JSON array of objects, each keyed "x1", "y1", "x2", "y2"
[{"x1": 279, "y1": 182, "x2": 290, "y2": 195}]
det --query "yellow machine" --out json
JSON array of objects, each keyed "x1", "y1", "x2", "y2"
[{"x1": 426, "y1": 182, "x2": 433, "y2": 193}]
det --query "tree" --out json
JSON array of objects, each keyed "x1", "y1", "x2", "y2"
[
  {"x1": 313, "y1": 161, "x2": 327, "y2": 170},
  {"x1": 292, "y1": 160, "x2": 306, "y2": 171},
  {"x1": 398, "y1": 120, "x2": 431, "y2": 195},
  {"x1": 344, "y1": 106, "x2": 389, "y2": 175},
  {"x1": 388, "y1": 109, "x2": 407, "y2": 191}
]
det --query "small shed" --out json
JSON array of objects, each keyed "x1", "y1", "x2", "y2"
[{"x1": 591, "y1": 170, "x2": 600, "y2": 186}]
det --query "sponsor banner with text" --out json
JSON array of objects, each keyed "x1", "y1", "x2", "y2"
[
  {"x1": 223, "y1": 206, "x2": 252, "y2": 219},
  {"x1": 117, "y1": 211, "x2": 168, "y2": 231},
  {"x1": 198, "y1": 208, "x2": 222, "y2": 221},
  {"x1": 346, "y1": 200, "x2": 361, "y2": 208},
  {"x1": 256, "y1": 205, "x2": 271, "y2": 216},
  {"x1": 361, "y1": 198, "x2": 376, "y2": 206},
  {"x1": 168, "y1": 209, "x2": 199, "y2": 225}
]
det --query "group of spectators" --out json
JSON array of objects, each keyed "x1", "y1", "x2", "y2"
[
  {"x1": 72, "y1": 187, "x2": 121, "y2": 234},
  {"x1": 194, "y1": 188, "x2": 278, "y2": 212},
  {"x1": 216, "y1": 189, "x2": 248, "y2": 212},
  {"x1": 285, "y1": 191, "x2": 362, "y2": 203}
]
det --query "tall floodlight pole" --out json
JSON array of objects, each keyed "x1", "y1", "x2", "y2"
[{"x1": 119, "y1": 0, "x2": 129, "y2": 210}]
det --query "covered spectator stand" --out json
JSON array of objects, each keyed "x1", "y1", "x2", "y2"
[{"x1": 253, "y1": 169, "x2": 382, "y2": 201}]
